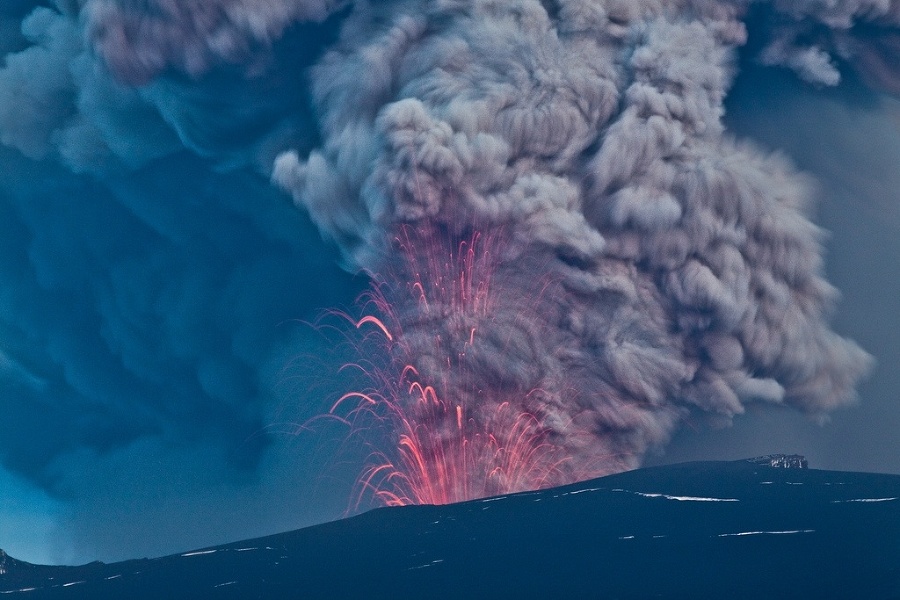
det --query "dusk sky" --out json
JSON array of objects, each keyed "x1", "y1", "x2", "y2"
[{"x1": 1, "y1": 0, "x2": 898, "y2": 566}]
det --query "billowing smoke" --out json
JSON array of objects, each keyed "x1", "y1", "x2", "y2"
[
  {"x1": 0, "y1": 0, "x2": 893, "y2": 553},
  {"x1": 0, "y1": 1, "x2": 357, "y2": 498},
  {"x1": 272, "y1": 0, "x2": 876, "y2": 472},
  {"x1": 86, "y1": 0, "x2": 349, "y2": 84}
]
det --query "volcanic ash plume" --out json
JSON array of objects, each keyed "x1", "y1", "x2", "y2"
[
  {"x1": 272, "y1": 0, "x2": 875, "y2": 490},
  {"x1": 24, "y1": 0, "x2": 883, "y2": 502}
]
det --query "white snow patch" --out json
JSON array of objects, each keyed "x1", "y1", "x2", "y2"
[
  {"x1": 0, "y1": 588, "x2": 37, "y2": 593},
  {"x1": 786, "y1": 482, "x2": 803, "y2": 485},
  {"x1": 407, "y1": 559, "x2": 444, "y2": 571},
  {"x1": 717, "y1": 530, "x2": 814, "y2": 537},
  {"x1": 618, "y1": 535, "x2": 635, "y2": 540},
  {"x1": 759, "y1": 482, "x2": 773, "y2": 485},
  {"x1": 832, "y1": 497, "x2": 898, "y2": 503},
  {"x1": 62, "y1": 582, "x2": 85, "y2": 587},
  {"x1": 480, "y1": 496, "x2": 508, "y2": 503},
  {"x1": 562, "y1": 487, "x2": 603, "y2": 496},
  {"x1": 214, "y1": 581, "x2": 236, "y2": 588},
  {"x1": 235, "y1": 547, "x2": 258, "y2": 552},
  {"x1": 181, "y1": 550, "x2": 217, "y2": 557},
  {"x1": 104, "y1": 575, "x2": 122, "y2": 580},
  {"x1": 623, "y1": 491, "x2": 739, "y2": 502}
]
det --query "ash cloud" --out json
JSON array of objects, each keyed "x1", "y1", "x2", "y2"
[
  {"x1": 0, "y1": 1, "x2": 357, "y2": 507},
  {"x1": 86, "y1": 0, "x2": 350, "y2": 84},
  {"x1": 274, "y1": 0, "x2": 876, "y2": 470},
  {"x1": 0, "y1": 0, "x2": 896, "y2": 558}
]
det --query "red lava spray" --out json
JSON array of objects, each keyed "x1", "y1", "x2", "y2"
[{"x1": 332, "y1": 225, "x2": 619, "y2": 507}]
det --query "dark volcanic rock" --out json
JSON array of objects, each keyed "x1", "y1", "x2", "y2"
[{"x1": 2, "y1": 460, "x2": 899, "y2": 599}]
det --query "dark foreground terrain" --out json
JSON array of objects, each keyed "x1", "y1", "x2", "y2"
[{"x1": 2, "y1": 459, "x2": 899, "y2": 599}]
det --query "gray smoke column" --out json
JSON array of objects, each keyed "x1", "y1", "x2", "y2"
[{"x1": 271, "y1": 0, "x2": 878, "y2": 476}]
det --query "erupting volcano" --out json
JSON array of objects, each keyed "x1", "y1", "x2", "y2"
[
  {"x1": 3, "y1": 0, "x2": 900, "y2": 569},
  {"x1": 274, "y1": 0, "x2": 876, "y2": 508}
]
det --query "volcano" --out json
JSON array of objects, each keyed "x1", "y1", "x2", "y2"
[{"x1": 2, "y1": 458, "x2": 898, "y2": 599}]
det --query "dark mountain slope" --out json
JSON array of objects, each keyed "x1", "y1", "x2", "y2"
[{"x1": 2, "y1": 459, "x2": 899, "y2": 599}]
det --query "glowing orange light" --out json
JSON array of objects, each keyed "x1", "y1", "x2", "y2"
[{"x1": 355, "y1": 315, "x2": 393, "y2": 341}]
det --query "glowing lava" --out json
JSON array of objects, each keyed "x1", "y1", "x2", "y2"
[
  {"x1": 334, "y1": 356, "x2": 576, "y2": 507},
  {"x1": 328, "y1": 225, "x2": 616, "y2": 508}
]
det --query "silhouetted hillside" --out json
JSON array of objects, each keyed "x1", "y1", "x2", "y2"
[{"x1": 2, "y1": 459, "x2": 899, "y2": 599}]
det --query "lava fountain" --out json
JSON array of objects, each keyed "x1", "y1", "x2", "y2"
[{"x1": 330, "y1": 224, "x2": 619, "y2": 508}]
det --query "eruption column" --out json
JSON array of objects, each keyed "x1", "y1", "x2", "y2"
[{"x1": 276, "y1": 0, "x2": 871, "y2": 506}]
